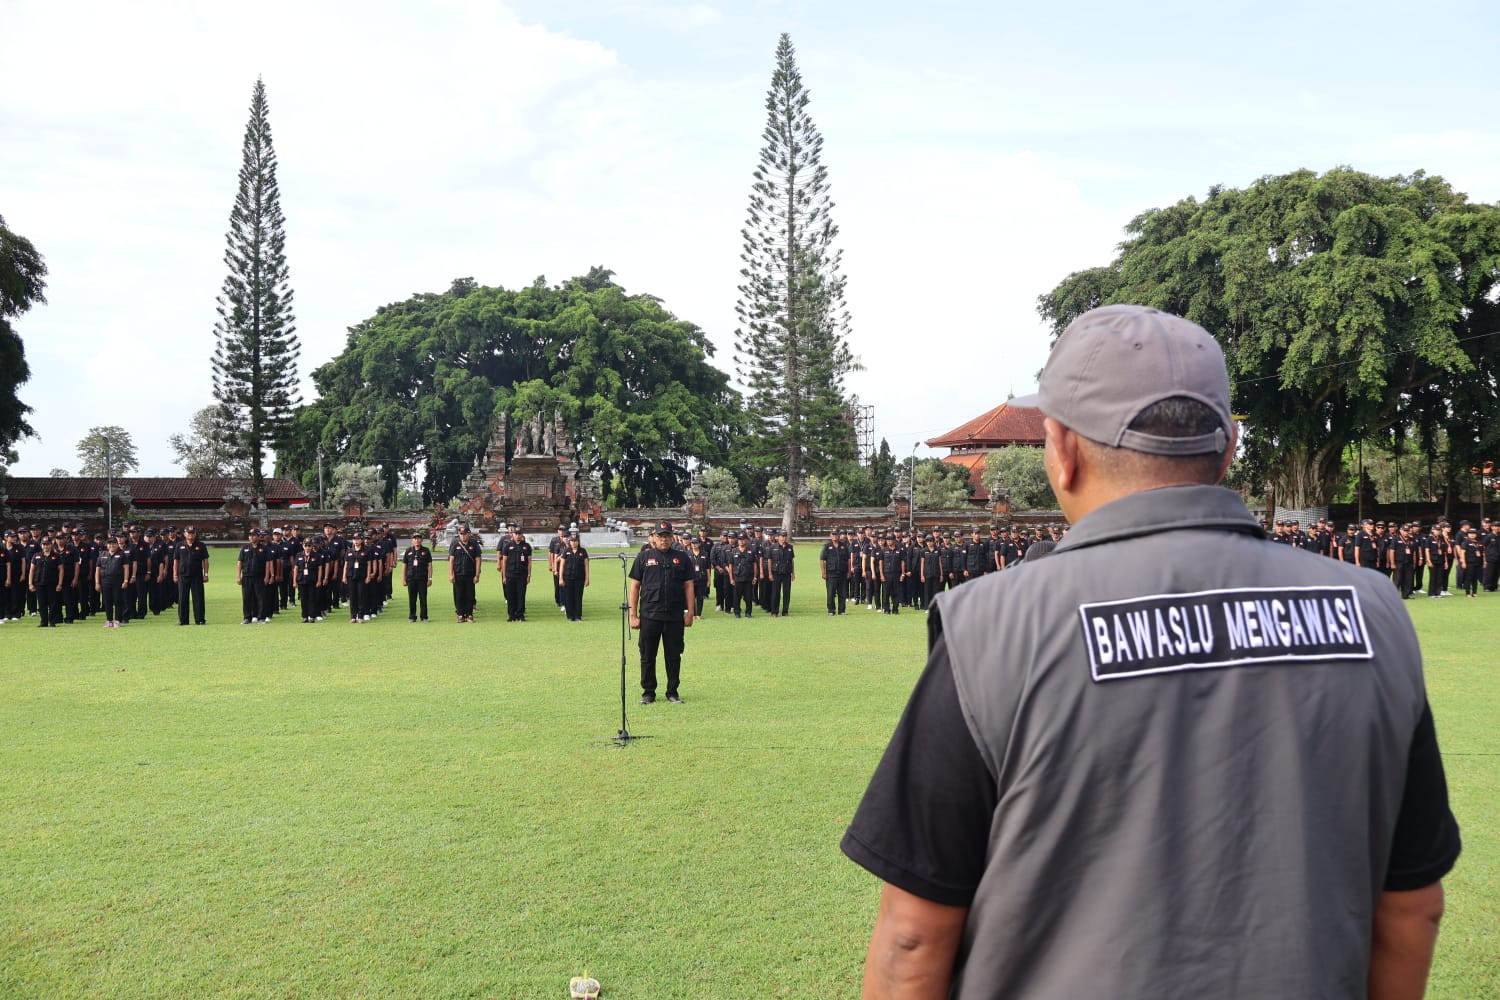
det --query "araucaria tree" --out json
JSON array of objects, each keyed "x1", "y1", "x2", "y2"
[
  {"x1": 0, "y1": 213, "x2": 47, "y2": 472},
  {"x1": 734, "y1": 33, "x2": 859, "y2": 533},
  {"x1": 211, "y1": 77, "x2": 300, "y2": 511}
]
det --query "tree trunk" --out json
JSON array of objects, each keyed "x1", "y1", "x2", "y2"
[{"x1": 1267, "y1": 443, "x2": 1345, "y2": 508}]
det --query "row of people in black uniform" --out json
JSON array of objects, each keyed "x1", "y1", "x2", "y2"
[
  {"x1": 664, "y1": 523, "x2": 1064, "y2": 620},
  {"x1": 812, "y1": 524, "x2": 1064, "y2": 616},
  {"x1": 448, "y1": 523, "x2": 592, "y2": 624},
  {"x1": 1269, "y1": 515, "x2": 1499, "y2": 599},
  {"x1": 1, "y1": 522, "x2": 210, "y2": 627}
]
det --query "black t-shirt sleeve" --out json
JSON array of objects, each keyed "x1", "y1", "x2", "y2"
[
  {"x1": 841, "y1": 627, "x2": 996, "y2": 906},
  {"x1": 1383, "y1": 698, "x2": 1462, "y2": 891}
]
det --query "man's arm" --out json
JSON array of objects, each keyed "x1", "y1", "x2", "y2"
[
  {"x1": 1367, "y1": 882, "x2": 1444, "y2": 1000},
  {"x1": 862, "y1": 883, "x2": 967, "y2": 1000}
]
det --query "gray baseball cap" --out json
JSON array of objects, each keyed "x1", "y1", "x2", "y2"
[{"x1": 1012, "y1": 304, "x2": 1232, "y2": 456}]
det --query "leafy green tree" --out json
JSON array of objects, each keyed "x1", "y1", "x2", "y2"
[
  {"x1": 912, "y1": 458, "x2": 974, "y2": 509},
  {"x1": 0, "y1": 213, "x2": 46, "y2": 469},
  {"x1": 170, "y1": 406, "x2": 251, "y2": 478},
  {"x1": 212, "y1": 78, "x2": 301, "y2": 511},
  {"x1": 48, "y1": 468, "x2": 69, "y2": 478},
  {"x1": 331, "y1": 462, "x2": 383, "y2": 503},
  {"x1": 699, "y1": 466, "x2": 744, "y2": 507},
  {"x1": 76, "y1": 426, "x2": 139, "y2": 477},
  {"x1": 985, "y1": 446, "x2": 1057, "y2": 510},
  {"x1": 1039, "y1": 168, "x2": 1500, "y2": 508},
  {"x1": 733, "y1": 33, "x2": 860, "y2": 533},
  {"x1": 284, "y1": 271, "x2": 742, "y2": 507}
]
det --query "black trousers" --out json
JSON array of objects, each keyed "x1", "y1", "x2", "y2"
[
  {"x1": 1394, "y1": 562, "x2": 1414, "y2": 599},
  {"x1": 1427, "y1": 563, "x2": 1449, "y2": 597},
  {"x1": 101, "y1": 579, "x2": 125, "y2": 622},
  {"x1": 733, "y1": 578, "x2": 755, "y2": 617},
  {"x1": 37, "y1": 585, "x2": 61, "y2": 625},
  {"x1": 921, "y1": 578, "x2": 939, "y2": 609},
  {"x1": 637, "y1": 616, "x2": 685, "y2": 697},
  {"x1": 407, "y1": 581, "x2": 428, "y2": 620},
  {"x1": 825, "y1": 575, "x2": 846, "y2": 614},
  {"x1": 178, "y1": 577, "x2": 206, "y2": 624},
  {"x1": 452, "y1": 576, "x2": 475, "y2": 618},
  {"x1": 1485, "y1": 561, "x2": 1499, "y2": 592},
  {"x1": 713, "y1": 570, "x2": 728, "y2": 611},
  {"x1": 772, "y1": 574, "x2": 792, "y2": 616},
  {"x1": 504, "y1": 575, "x2": 527, "y2": 620},
  {"x1": 348, "y1": 578, "x2": 367, "y2": 620},
  {"x1": 883, "y1": 576, "x2": 901, "y2": 614},
  {"x1": 132, "y1": 578, "x2": 148, "y2": 619},
  {"x1": 563, "y1": 577, "x2": 585, "y2": 620}
]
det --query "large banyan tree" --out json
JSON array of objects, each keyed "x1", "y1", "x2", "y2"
[
  {"x1": 1039, "y1": 168, "x2": 1500, "y2": 508},
  {"x1": 280, "y1": 269, "x2": 744, "y2": 507}
]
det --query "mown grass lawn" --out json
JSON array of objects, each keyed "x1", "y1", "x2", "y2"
[{"x1": 1, "y1": 549, "x2": 1494, "y2": 998}]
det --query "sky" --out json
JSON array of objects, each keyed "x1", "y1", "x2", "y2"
[{"x1": 4, "y1": 0, "x2": 1499, "y2": 480}]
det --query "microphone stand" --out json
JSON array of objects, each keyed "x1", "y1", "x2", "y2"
[{"x1": 609, "y1": 551, "x2": 650, "y2": 747}]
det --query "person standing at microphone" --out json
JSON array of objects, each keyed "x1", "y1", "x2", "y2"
[{"x1": 628, "y1": 521, "x2": 694, "y2": 705}]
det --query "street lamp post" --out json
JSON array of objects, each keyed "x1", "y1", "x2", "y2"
[
  {"x1": 105, "y1": 438, "x2": 113, "y2": 534},
  {"x1": 908, "y1": 443, "x2": 918, "y2": 533}
]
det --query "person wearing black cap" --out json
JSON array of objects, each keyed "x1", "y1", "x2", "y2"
[
  {"x1": 766, "y1": 528, "x2": 795, "y2": 617},
  {"x1": 559, "y1": 529, "x2": 590, "y2": 621},
  {"x1": 1458, "y1": 525, "x2": 1483, "y2": 598},
  {"x1": 1483, "y1": 517, "x2": 1499, "y2": 593},
  {"x1": 548, "y1": 524, "x2": 569, "y2": 613},
  {"x1": 96, "y1": 534, "x2": 128, "y2": 627},
  {"x1": 123, "y1": 524, "x2": 149, "y2": 621},
  {"x1": 288, "y1": 536, "x2": 316, "y2": 622},
  {"x1": 0, "y1": 529, "x2": 18, "y2": 622},
  {"x1": 147, "y1": 527, "x2": 171, "y2": 615},
  {"x1": 687, "y1": 533, "x2": 710, "y2": 618},
  {"x1": 448, "y1": 524, "x2": 481, "y2": 623},
  {"x1": 28, "y1": 535, "x2": 65, "y2": 627},
  {"x1": 728, "y1": 532, "x2": 757, "y2": 618},
  {"x1": 237, "y1": 529, "x2": 266, "y2": 624},
  {"x1": 846, "y1": 305, "x2": 1458, "y2": 998},
  {"x1": 1389, "y1": 522, "x2": 1416, "y2": 599},
  {"x1": 499, "y1": 524, "x2": 533, "y2": 622},
  {"x1": 917, "y1": 533, "x2": 941, "y2": 610},
  {"x1": 711, "y1": 530, "x2": 732, "y2": 612},
  {"x1": 343, "y1": 531, "x2": 374, "y2": 622},
  {"x1": 629, "y1": 521, "x2": 694, "y2": 703},
  {"x1": 401, "y1": 532, "x2": 432, "y2": 622},
  {"x1": 819, "y1": 528, "x2": 849, "y2": 615},
  {"x1": 878, "y1": 533, "x2": 904, "y2": 615},
  {"x1": 1425, "y1": 522, "x2": 1454, "y2": 598},
  {"x1": 55, "y1": 525, "x2": 81, "y2": 624},
  {"x1": 173, "y1": 525, "x2": 210, "y2": 625}
]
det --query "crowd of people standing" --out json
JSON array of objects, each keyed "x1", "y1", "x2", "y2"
[{"x1": 1271, "y1": 515, "x2": 1498, "y2": 599}]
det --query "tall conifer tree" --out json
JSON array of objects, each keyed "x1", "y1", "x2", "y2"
[
  {"x1": 734, "y1": 33, "x2": 858, "y2": 532},
  {"x1": 212, "y1": 77, "x2": 300, "y2": 510}
]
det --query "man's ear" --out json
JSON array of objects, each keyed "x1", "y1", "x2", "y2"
[
  {"x1": 1043, "y1": 417, "x2": 1077, "y2": 495},
  {"x1": 1215, "y1": 422, "x2": 1238, "y2": 483}
]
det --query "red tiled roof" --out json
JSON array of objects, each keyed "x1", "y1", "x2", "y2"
[
  {"x1": 926, "y1": 401, "x2": 1046, "y2": 449},
  {"x1": 942, "y1": 453, "x2": 992, "y2": 502},
  {"x1": 3, "y1": 477, "x2": 310, "y2": 504}
]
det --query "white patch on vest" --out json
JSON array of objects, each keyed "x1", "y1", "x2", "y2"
[{"x1": 1079, "y1": 585, "x2": 1373, "y2": 681}]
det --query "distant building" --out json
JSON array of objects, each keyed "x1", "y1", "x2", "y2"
[
  {"x1": 926, "y1": 401, "x2": 1045, "y2": 503},
  {"x1": 1, "y1": 476, "x2": 311, "y2": 533}
]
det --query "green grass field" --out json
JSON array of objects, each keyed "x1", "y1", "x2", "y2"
[{"x1": 2, "y1": 550, "x2": 1495, "y2": 998}]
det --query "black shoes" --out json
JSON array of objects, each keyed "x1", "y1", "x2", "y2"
[
  {"x1": 666, "y1": 694, "x2": 684, "y2": 704},
  {"x1": 640, "y1": 694, "x2": 655, "y2": 705}
]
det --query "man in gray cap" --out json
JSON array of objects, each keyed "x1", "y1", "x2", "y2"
[{"x1": 844, "y1": 305, "x2": 1459, "y2": 999}]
